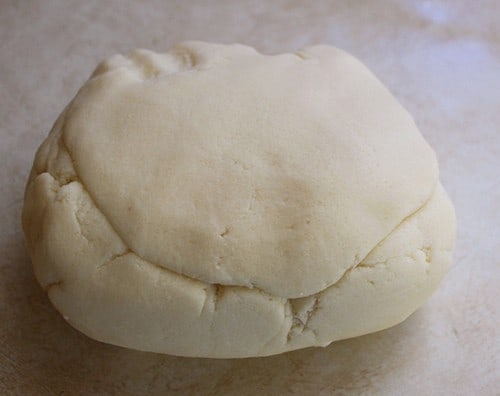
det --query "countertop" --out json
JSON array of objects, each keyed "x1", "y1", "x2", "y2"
[{"x1": 0, "y1": 1, "x2": 498, "y2": 394}]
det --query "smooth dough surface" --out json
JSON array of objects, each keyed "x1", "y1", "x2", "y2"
[{"x1": 22, "y1": 42, "x2": 456, "y2": 358}]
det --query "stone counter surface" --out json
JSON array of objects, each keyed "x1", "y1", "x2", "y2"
[{"x1": 0, "y1": 1, "x2": 498, "y2": 395}]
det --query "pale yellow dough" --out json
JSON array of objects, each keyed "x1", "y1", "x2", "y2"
[{"x1": 22, "y1": 42, "x2": 456, "y2": 358}]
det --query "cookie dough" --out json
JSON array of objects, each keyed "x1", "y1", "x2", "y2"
[{"x1": 22, "y1": 42, "x2": 456, "y2": 358}]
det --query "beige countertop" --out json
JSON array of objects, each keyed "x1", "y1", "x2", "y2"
[{"x1": 1, "y1": 1, "x2": 498, "y2": 394}]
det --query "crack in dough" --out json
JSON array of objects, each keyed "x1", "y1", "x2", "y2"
[
  {"x1": 287, "y1": 296, "x2": 320, "y2": 341},
  {"x1": 98, "y1": 250, "x2": 132, "y2": 269}
]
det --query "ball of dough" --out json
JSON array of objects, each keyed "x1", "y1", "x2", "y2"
[{"x1": 22, "y1": 42, "x2": 456, "y2": 358}]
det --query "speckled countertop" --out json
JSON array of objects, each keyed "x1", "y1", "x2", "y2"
[{"x1": 0, "y1": 1, "x2": 498, "y2": 395}]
